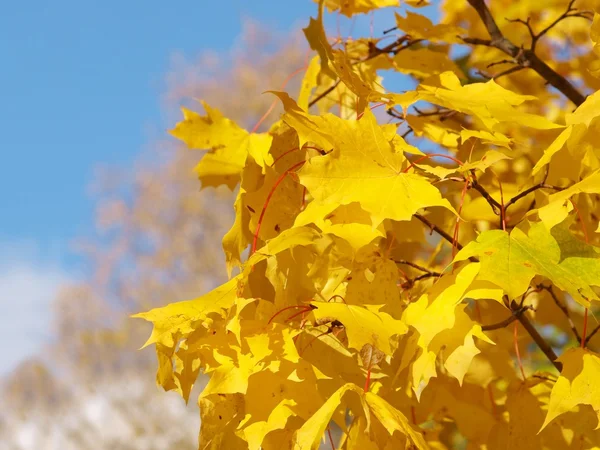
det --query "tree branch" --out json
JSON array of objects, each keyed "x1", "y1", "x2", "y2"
[
  {"x1": 586, "y1": 324, "x2": 600, "y2": 345},
  {"x1": 414, "y1": 213, "x2": 464, "y2": 251},
  {"x1": 504, "y1": 183, "x2": 564, "y2": 209},
  {"x1": 470, "y1": 179, "x2": 502, "y2": 213},
  {"x1": 465, "y1": 0, "x2": 586, "y2": 106},
  {"x1": 308, "y1": 80, "x2": 341, "y2": 108},
  {"x1": 482, "y1": 314, "x2": 518, "y2": 330},
  {"x1": 394, "y1": 259, "x2": 437, "y2": 274},
  {"x1": 505, "y1": 295, "x2": 563, "y2": 371},
  {"x1": 532, "y1": 0, "x2": 593, "y2": 50},
  {"x1": 538, "y1": 284, "x2": 582, "y2": 344}
]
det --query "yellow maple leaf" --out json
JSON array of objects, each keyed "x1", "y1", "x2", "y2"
[
  {"x1": 170, "y1": 102, "x2": 273, "y2": 189},
  {"x1": 132, "y1": 275, "x2": 241, "y2": 349},
  {"x1": 541, "y1": 348, "x2": 600, "y2": 430},
  {"x1": 417, "y1": 72, "x2": 562, "y2": 131},
  {"x1": 365, "y1": 392, "x2": 429, "y2": 449},
  {"x1": 293, "y1": 383, "x2": 428, "y2": 449},
  {"x1": 295, "y1": 202, "x2": 385, "y2": 250},
  {"x1": 272, "y1": 92, "x2": 456, "y2": 226},
  {"x1": 402, "y1": 264, "x2": 493, "y2": 394},
  {"x1": 395, "y1": 11, "x2": 466, "y2": 43},
  {"x1": 298, "y1": 55, "x2": 321, "y2": 110},
  {"x1": 303, "y1": 2, "x2": 385, "y2": 112},
  {"x1": 537, "y1": 169, "x2": 600, "y2": 228},
  {"x1": 310, "y1": 301, "x2": 408, "y2": 355},
  {"x1": 321, "y1": 0, "x2": 399, "y2": 17},
  {"x1": 199, "y1": 393, "x2": 247, "y2": 450},
  {"x1": 393, "y1": 47, "x2": 463, "y2": 78},
  {"x1": 454, "y1": 220, "x2": 600, "y2": 306}
]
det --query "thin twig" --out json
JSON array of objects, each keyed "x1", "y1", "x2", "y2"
[
  {"x1": 586, "y1": 324, "x2": 600, "y2": 345},
  {"x1": 394, "y1": 259, "x2": 436, "y2": 274},
  {"x1": 481, "y1": 305, "x2": 532, "y2": 331},
  {"x1": 491, "y1": 65, "x2": 525, "y2": 79},
  {"x1": 505, "y1": 296, "x2": 562, "y2": 372},
  {"x1": 504, "y1": 183, "x2": 564, "y2": 209},
  {"x1": 532, "y1": 0, "x2": 592, "y2": 50},
  {"x1": 470, "y1": 179, "x2": 502, "y2": 213},
  {"x1": 482, "y1": 313, "x2": 518, "y2": 330},
  {"x1": 464, "y1": 0, "x2": 586, "y2": 106},
  {"x1": 308, "y1": 80, "x2": 341, "y2": 108},
  {"x1": 538, "y1": 284, "x2": 582, "y2": 343},
  {"x1": 415, "y1": 214, "x2": 464, "y2": 251}
]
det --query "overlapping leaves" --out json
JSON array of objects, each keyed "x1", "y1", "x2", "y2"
[{"x1": 135, "y1": 1, "x2": 600, "y2": 449}]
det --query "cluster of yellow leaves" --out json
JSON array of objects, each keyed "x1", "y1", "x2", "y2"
[{"x1": 136, "y1": 1, "x2": 600, "y2": 448}]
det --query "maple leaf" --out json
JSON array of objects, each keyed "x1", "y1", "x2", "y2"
[
  {"x1": 133, "y1": 2, "x2": 600, "y2": 448},
  {"x1": 309, "y1": 301, "x2": 407, "y2": 355},
  {"x1": 295, "y1": 202, "x2": 385, "y2": 250},
  {"x1": 393, "y1": 47, "x2": 463, "y2": 79},
  {"x1": 416, "y1": 72, "x2": 562, "y2": 131},
  {"x1": 272, "y1": 92, "x2": 456, "y2": 226},
  {"x1": 541, "y1": 348, "x2": 600, "y2": 430},
  {"x1": 199, "y1": 394, "x2": 247, "y2": 450},
  {"x1": 454, "y1": 220, "x2": 600, "y2": 306},
  {"x1": 132, "y1": 275, "x2": 241, "y2": 350},
  {"x1": 321, "y1": 0, "x2": 399, "y2": 17},
  {"x1": 303, "y1": 2, "x2": 385, "y2": 112},
  {"x1": 298, "y1": 55, "x2": 321, "y2": 110},
  {"x1": 293, "y1": 383, "x2": 428, "y2": 449},
  {"x1": 537, "y1": 169, "x2": 600, "y2": 228},
  {"x1": 395, "y1": 11, "x2": 466, "y2": 43},
  {"x1": 170, "y1": 103, "x2": 273, "y2": 189},
  {"x1": 403, "y1": 264, "x2": 494, "y2": 395}
]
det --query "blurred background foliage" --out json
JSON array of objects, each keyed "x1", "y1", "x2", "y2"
[{"x1": 0, "y1": 21, "x2": 305, "y2": 450}]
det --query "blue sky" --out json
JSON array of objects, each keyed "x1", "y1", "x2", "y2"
[
  {"x1": 0, "y1": 0, "x2": 320, "y2": 375},
  {"x1": 0, "y1": 1, "x2": 436, "y2": 375}
]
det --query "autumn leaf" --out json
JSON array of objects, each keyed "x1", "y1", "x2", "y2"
[
  {"x1": 272, "y1": 92, "x2": 456, "y2": 226},
  {"x1": 321, "y1": 0, "x2": 399, "y2": 17},
  {"x1": 416, "y1": 72, "x2": 562, "y2": 131},
  {"x1": 132, "y1": 275, "x2": 241, "y2": 349},
  {"x1": 454, "y1": 220, "x2": 600, "y2": 306},
  {"x1": 309, "y1": 301, "x2": 408, "y2": 355},
  {"x1": 170, "y1": 102, "x2": 273, "y2": 189},
  {"x1": 132, "y1": 2, "x2": 600, "y2": 448},
  {"x1": 541, "y1": 348, "x2": 600, "y2": 430}
]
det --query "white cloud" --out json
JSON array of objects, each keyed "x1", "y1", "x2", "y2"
[{"x1": 0, "y1": 241, "x2": 70, "y2": 375}]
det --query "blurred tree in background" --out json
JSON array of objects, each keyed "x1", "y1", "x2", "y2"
[{"x1": 0, "y1": 21, "x2": 305, "y2": 450}]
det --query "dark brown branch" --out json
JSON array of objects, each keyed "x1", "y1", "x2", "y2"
[
  {"x1": 308, "y1": 80, "x2": 341, "y2": 108},
  {"x1": 465, "y1": 0, "x2": 586, "y2": 106},
  {"x1": 482, "y1": 304, "x2": 532, "y2": 331},
  {"x1": 533, "y1": 0, "x2": 593, "y2": 50},
  {"x1": 401, "y1": 127, "x2": 413, "y2": 139},
  {"x1": 482, "y1": 313, "x2": 519, "y2": 331},
  {"x1": 504, "y1": 183, "x2": 564, "y2": 209},
  {"x1": 361, "y1": 36, "x2": 423, "y2": 64},
  {"x1": 394, "y1": 259, "x2": 436, "y2": 274},
  {"x1": 386, "y1": 107, "x2": 405, "y2": 120},
  {"x1": 586, "y1": 324, "x2": 600, "y2": 345},
  {"x1": 470, "y1": 179, "x2": 502, "y2": 213},
  {"x1": 487, "y1": 59, "x2": 518, "y2": 68},
  {"x1": 506, "y1": 16, "x2": 535, "y2": 41},
  {"x1": 491, "y1": 65, "x2": 525, "y2": 79},
  {"x1": 414, "y1": 272, "x2": 440, "y2": 281},
  {"x1": 538, "y1": 284, "x2": 582, "y2": 343},
  {"x1": 505, "y1": 296, "x2": 563, "y2": 372},
  {"x1": 462, "y1": 37, "x2": 492, "y2": 46},
  {"x1": 415, "y1": 213, "x2": 464, "y2": 251}
]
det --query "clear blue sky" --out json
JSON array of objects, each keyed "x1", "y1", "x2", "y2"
[
  {"x1": 0, "y1": 1, "x2": 435, "y2": 375},
  {"x1": 0, "y1": 1, "x2": 320, "y2": 264}
]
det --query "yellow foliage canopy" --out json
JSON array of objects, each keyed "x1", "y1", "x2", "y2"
[{"x1": 136, "y1": 1, "x2": 600, "y2": 448}]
